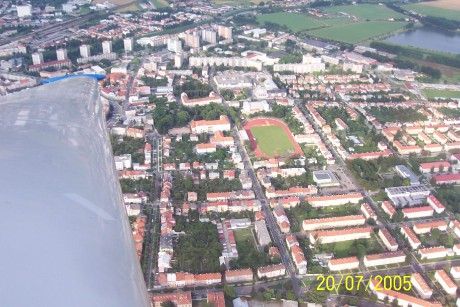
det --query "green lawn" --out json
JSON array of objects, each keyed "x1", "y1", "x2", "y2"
[
  {"x1": 403, "y1": 4, "x2": 460, "y2": 22},
  {"x1": 234, "y1": 228, "x2": 253, "y2": 243},
  {"x1": 306, "y1": 21, "x2": 407, "y2": 44},
  {"x1": 151, "y1": 0, "x2": 168, "y2": 8},
  {"x1": 322, "y1": 4, "x2": 406, "y2": 20},
  {"x1": 423, "y1": 89, "x2": 460, "y2": 100},
  {"x1": 250, "y1": 125, "x2": 296, "y2": 158},
  {"x1": 257, "y1": 13, "x2": 325, "y2": 32}
]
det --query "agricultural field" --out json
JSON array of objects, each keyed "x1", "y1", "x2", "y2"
[
  {"x1": 306, "y1": 21, "x2": 407, "y2": 44},
  {"x1": 256, "y1": 13, "x2": 324, "y2": 32},
  {"x1": 250, "y1": 125, "x2": 296, "y2": 158},
  {"x1": 322, "y1": 4, "x2": 406, "y2": 20},
  {"x1": 403, "y1": 3, "x2": 460, "y2": 22},
  {"x1": 214, "y1": 0, "x2": 264, "y2": 5},
  {"x1": 92, "y1": 0, "x2": 134, "y2": 4},
  {"x1": 423, "y1": 89, "x2": 460, "y2": 100}
]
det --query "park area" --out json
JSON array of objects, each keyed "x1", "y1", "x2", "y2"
[
  {"x1": 403, "y1": 2, "x2": 460, "y2": 22},
  {"x1": 256, "y1": 13, "x2": 325, "y2": 32},
  {"x1": 244, "y1": 118, "x2": 303, "y2": 159}
]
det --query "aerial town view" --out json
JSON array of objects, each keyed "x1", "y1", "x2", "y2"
[{"x1": 2, "y1": 0, "x2": 460, "y2": 306}]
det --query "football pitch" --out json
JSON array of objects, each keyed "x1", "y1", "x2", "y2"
[{"x1": 250, "y1": 125, "x2": 295, "y2": 158}]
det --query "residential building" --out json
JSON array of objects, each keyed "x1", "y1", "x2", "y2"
[
  {"x1": 413, "y1": 220, "x2": 448, "y2": 234},
  {"x1": 225, "y1": 269, "x2": 253, "y2": 283},
  {"x1": 124, "y1": 37, "x2": 134, "y2": 52},
  {"x1": 152, "y1": 292, "x2": 192, "y2": 307},
  {"x1": 418, "y1": 247, "x2": 449, "y2": 260},
  {"x1": 306, "y1": 193, "x2": 363, "y2": 208},
  {"x1": 450, "y1": 220, "x2": 460, "y2": 238},
  {"x1": 328, "y1": 257, "x2": 359, "y2": 271},
  {"x1": 369, "y1": 279, "x2": 442, "y2": 307},
  {"x1": 191, "y1": 115, "x2": 230, "y2": 134},
  {"x1": 434, "y1": 269, "x2": 457, "y2": 295},
  {"x1": 207, "y1": 292, "x2": 225, "y2": 307},
  {"x1": 363, "y1": 251, "x2": 406, "y2": 267},
  {"x1": 410, "y1": 273, "x2": 433, "y2": 299},
  {"x1": 254, "y1": 220, "x2": 271, "y2": 246},
  {"x1": 401, "y1": 226, "x2": 421, "y2": 249},
  {"x1": 433, "y1": 173, "x2": 460, "y2": 185},
  {"x1": 378, "y1": 228, "x2": 398, "y2": 252},
  {"x1": 102, "y1": 41, "x2": 112, "y2": 54},
  {"x1": 361, "y1": 203, "x2": 377, "y2": 220},
  {"x1": 450, "y1": 266, "x2": 460, "y2": 279},
  {"x1": 257, "y1": 264, "x2": 286, "y2": 279},
  {"x1": 181, "y1": 92, "x2": 223, "y2": 107},
  {"x1": 381, "y1": 201, "x2": 396, "y2": 218},
  {"x1": 302, "y1": 215, "x2": 365, "y2": 231},
  {"x1": 427, "y1": 195, "x2": 446, "y2": 214},
  {"x1": 419, "y1": 161, "x2": 450, "y2": 173},
  {"x1": 80, "y1": 45, "x2": 91, "y2": 58},
  {"x1": 309, "y1": 227, "x2": 373, "y2": 244},
  {"x1": 402, "y1": 206, "x2": 434, "y2": 219}
]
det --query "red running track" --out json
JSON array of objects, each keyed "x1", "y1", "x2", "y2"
[{"x1": 243, "y1": 117, "x2": 303, "y2": 159}]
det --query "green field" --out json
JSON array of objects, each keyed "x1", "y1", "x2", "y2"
[
  {"x1": 403, "y1": 4, "x2": 460, "y2": 22},
  {"x1": 250, "y1": 125, "x2": 295, "y2": 158},
  {"x1": 306, "y1": 21, "x2": 407, "y2": 44},
  {"x1": 257, "y1": 13, "x2": 325, "y2": 32},
  {"x1": 151, "y1": 0, "x2": 168, "y2": 8},
  {"x1": 322, "y1": 4, "x2": 406, "y2": 20},
  {"x1": 423, "y1": 89, "x2": 460, "y2": 100}
]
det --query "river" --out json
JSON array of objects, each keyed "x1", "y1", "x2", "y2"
[{"x1": 384, "y1": 26, "x2": 460, "y2": 55}]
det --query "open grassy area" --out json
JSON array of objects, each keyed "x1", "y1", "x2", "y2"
[
  {"x1": 234, "y1": 228, "x2": 253, "y2": 243},
  {"x1": 306, "y1": 21, "x2": 407, "y2": 44},
  {"x1": 403, "y1": 3, "x2": 460, "y2": 22},
  {"x1": 316, "y1": 235, "x2": 384, "y2": 258},
  {"x1": 256, "y1": 13, "x2": 324, "y2": 32},
  {"x1": 322, "y1": 4, "x2": 406, "y2": 20},
  {"x1": 423, "y1": 89, "x2": 460, "y2": 100},
  {"x1": 214, "y1": 0, "x2": 264, "y2": 5},
  {"x1": 250, "y1": 125, "x2": 296, "y2": 158},
  {"x1": 151, "y1": 0, "x2": 168, "y2": 8}
]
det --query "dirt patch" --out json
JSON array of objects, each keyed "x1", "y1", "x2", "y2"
[{"x1": 420, "y1": 0, "x2": 460, "y2": 11}]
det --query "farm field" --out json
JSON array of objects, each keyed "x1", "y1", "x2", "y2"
[
  {"x1": 322, "y1": 4, "x2": 406, "y2": 20},
  {"x1": 416, "y1": 0, "x2": 460, "y2": 10},
  {"x1": 92, "y1": 0, "x2": 134, "y2": 4},
  {"x1": 256, "y1": 13, "x2": 324, "y2": 32},
  {"x1": 423, "y1": 89, "x2": 460, "y2": 100},
  {"x1": 250, "y1": 125, "x2": 296, "y2": 158},
  {"x1": 402, "y1": 4, "x2": 460, "y2": 22},
  {"x1": 306, "y1": 21, "x2": 407, "y2": 44}
]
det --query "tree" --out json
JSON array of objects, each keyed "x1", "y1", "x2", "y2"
[
  {"x1": 286, "y1": 290, "x2": 296, "y2": 301},
  {"x1": 161, "y1": 301, "x2": 174, "y2": 307},
  {"x1": 223, "y1": 284, "x2": 236, "y2": 299},
  {"x1": 431, "y1": 228, "x2": 442, "y2": 241}
]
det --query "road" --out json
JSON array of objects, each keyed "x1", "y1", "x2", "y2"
[{"x1": 207, "y1": 67, "x2": 302, "y2": 297}]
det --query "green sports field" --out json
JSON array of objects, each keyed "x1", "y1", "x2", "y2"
[
  {"x1": 256, "y1": 13, "x2": 324, "y2": 32},
  {"x1": 250, "y1": 125, "x2": 295, "y2": 158},
  {"x1": 423, "y1": 89, "x2": 460, "y2": 100},
  {"x1": 322, "y1": 4, "x2": 406, "y2": 20},
  {"x1": 306, "y1": 21, "x2": 407, "y2": 44},
  {"x1": 402, "y1": 4, "x2": 460, "y2": 22}
]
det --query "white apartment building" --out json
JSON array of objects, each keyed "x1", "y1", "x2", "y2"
[
  {"x1": 418, "y1": 246, "x2": 449, "y2": 260},
  {"x1": 328, "y1": 257, "x2": 359, "y2": 271},
  {"x1": 363, "y1": 251, "x2": 406, "y2": 267},
  {"x1": 378, "y1": 228, "x2": 398, "y2": 252},
  {"x1": 309, "y1": 227, "x2": 373, "y2": 244},
  {"x1": 401, "y1": 226, "x2": 421, "y2": 249},
  {"x1": 114, "y1": 154, "x2": 132, "y2": 170},
  {"x1": 410, "y1": 273, "x2": 433, "y2": 299},
  {"x1": 302, "y1": 215, "x2": 365, "y2": 231},
  {"x1": 257, "y1": 264, "x2": 286, "y2": 279},
  {"x1": 401, "y1": 206, "x2": 434, "y2": 219},
  {"x1": 306, "y1": 193, "x2": 363, "y2": 208},
  {"x1": 435, "y1": 269, "x2": 457, "y2": 295},
  {"x1": 189, "y1": 57, "x2": 262, "y2": 71}
]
